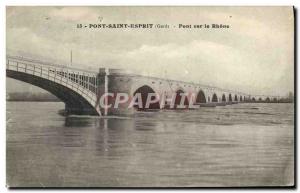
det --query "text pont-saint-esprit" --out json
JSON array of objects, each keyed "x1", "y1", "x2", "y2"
[{"x1": 77, "y1": 23, "x2": 230, "y2": 29}]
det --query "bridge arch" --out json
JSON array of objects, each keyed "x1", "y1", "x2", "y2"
[
  {"x1": 175, "y1": 89, "x2": 189, "y2": 107},
  {"x1": 212, "y1": 93, "x2": 218, "y2": 102},
  {"x1": 196, "y1": 90, "x2": 206, "y2": 103},
  {"x1": 266, "y1": 97, "x2": 270, "y2": 102},
  {"x1": 240, "y1": 96, "x2": 243, "y2": 101},
  {"x1": 133, "y1": 85, "x2": 160, "y2": 110},
  {"x1": 234, "y1": 95, "x2": 238, "y2": 101},
  {"x1": 228, "y1": 94, "x2": 232, "y2": 102},
  {"x1": 7, "y1": 70, "x2": 99, "y2": 115},
  {"x1": 222, "y1": 94, "x2": 226, "y2": 102}
]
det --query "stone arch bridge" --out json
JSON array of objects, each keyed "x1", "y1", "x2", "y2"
[{"x1": 6, "y1": 55, "x2": 280, "y2": 116}]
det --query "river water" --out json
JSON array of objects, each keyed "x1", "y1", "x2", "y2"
[{"x1": 6, "y1": 102, "x2": 294, "y2": 187}]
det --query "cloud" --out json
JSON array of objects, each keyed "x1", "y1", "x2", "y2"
[
  {"x1": 49, "y1": 7, "x2": 99, "y2": 22},
  {"x1": 6, "y1": 7, "x2": 294, "y2": 96}
]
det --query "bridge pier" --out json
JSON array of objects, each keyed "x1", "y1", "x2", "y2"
[
  {"x1": 97, "y1": 69, "x2": 136, "y2": 116},
  {"x1": 64, "y1": 103, "x2": 99, "y2": 115}
]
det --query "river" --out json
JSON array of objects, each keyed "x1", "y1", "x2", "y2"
[{"x1": 6, "y1": 102, "x2": 294, "y2": 187}]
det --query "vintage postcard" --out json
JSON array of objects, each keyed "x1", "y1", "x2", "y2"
[{"x1": 6, "y1": 6, "x2": 294, "y2": 187}]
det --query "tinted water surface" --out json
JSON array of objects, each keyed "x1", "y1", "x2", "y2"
[{"x1": 6, "y1": 102, "x2": 294, "y2": 187}]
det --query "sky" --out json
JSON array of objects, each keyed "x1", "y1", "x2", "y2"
[{"x1": 6, "y1": 6, "x2": 294, "y2": 96}]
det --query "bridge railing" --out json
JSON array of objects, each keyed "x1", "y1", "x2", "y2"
[
  {"x1": 7, "y1": 55, "x2": 99, "y2": 92},
  {"x1": 6, "y1": 57, "x2": 99, "y2": 106},
  {"x1": 6, "y1": 55, "x2": 97, "y2": 74}
]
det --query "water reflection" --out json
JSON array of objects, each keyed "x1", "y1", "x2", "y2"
[
  {"x1": 64, "y1": 116, "x2": 96, "y2": 127},
  {"x1": 6, "y1": 102, "x2": 294, "y2": 187},
  {"x1": 95, "y1": 119, "x2": 109, "y2": 156}
]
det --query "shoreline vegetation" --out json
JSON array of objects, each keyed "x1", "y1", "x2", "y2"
[
  {"x1": 7, "y1": 92, "x2": 60, "y2": 102},
  {"x1": 6, "y1": 92, "x2": 294, "y2": 103}
]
